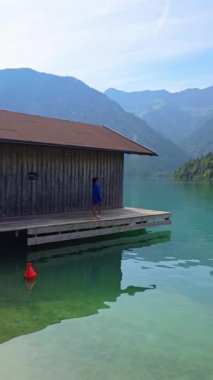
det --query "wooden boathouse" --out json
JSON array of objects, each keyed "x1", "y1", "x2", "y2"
[{"x1": 0, "y1": 109, "x2": 171, "y2": 246}]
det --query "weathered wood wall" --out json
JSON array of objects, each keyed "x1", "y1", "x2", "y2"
[{"x1": 0, "y1": 143, "x2": 124, "y2": 217}]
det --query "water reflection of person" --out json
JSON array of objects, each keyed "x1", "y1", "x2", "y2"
[{"x1": 121, "y1": 284, "x2": 156, "y2": 296}]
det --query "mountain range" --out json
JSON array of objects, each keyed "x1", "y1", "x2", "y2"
[
  {"x1": 105, "y1": 87, "x2": 213, "y2": 157},
  {"x1": 0, "y1": 68, "x2": 189, "y2": 176},
  {"x1": 182, "y1": 119, "x2": 213, "y2": 157}
]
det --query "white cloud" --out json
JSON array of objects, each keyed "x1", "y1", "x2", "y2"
[{"x1": 0, "y1": 0, "x2": 213, "y2": 90}]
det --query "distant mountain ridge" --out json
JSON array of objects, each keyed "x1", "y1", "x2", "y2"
[
  {"x1": 0, "y1": 68, "x2": 189, "y2": 176},
  {"x1": 182, "y1": 119, "x2": 213, "y2": 158},
  {"x1": 105, "y1": 87, "x2": 213, "y2": 148}
]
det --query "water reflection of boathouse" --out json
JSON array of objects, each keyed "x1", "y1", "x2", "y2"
[{"x1": 0, "y1": 231, "x2": 170, "y2": 344}]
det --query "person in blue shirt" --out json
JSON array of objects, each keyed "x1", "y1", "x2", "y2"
[{"x1": 92, "y1": 177, "x2": 102, "y2": 219}]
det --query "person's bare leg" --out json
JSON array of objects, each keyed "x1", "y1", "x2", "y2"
[
  {"x1": 92, "y1": 205, "x2": 97, "y2": 218},
  {"x1": 92, "y1": 205, "x2": 100, "y2": 219},
  {"x1": 97, "y1": 204, "x2": 102, "y2": 217}
]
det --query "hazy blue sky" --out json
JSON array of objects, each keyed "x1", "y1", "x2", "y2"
[{"x1": 1, "y1": 0, "x2": 213, "y2": 91}]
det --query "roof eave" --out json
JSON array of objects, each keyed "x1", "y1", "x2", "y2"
[{"x1": 0, "y1": 138, "x2": 158, "y2": 155}]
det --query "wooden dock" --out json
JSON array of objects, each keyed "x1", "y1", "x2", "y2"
[{"x1": 0, "y1": 207, "x2": 171, "y2": 246}]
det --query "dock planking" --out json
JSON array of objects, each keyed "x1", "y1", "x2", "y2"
[{"x1": 0, "y1": 207, "x2": 171, "y2": 246}]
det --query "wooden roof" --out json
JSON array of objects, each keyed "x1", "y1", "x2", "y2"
[{"x1": 0, "y1": 110, "x2": 157, "y2": 156}]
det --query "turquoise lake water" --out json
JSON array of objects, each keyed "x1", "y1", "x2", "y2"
[{"x1": 0, "y1": 179, "x2": 212, "y2": 380}]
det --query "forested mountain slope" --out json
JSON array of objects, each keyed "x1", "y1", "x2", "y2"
[
  {"x1": 182, "y1": 119, "x2": 213, "y2": 158},
  {"x1": 174, "y1": 153, "x2": 213, "y2": 180}
]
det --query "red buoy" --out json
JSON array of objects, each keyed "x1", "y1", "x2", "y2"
[{"x1": 24, "y1": 262, "x2": 37, "y2": 280}]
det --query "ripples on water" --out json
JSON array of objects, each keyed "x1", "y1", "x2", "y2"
[{"x1": 0, "y1": 179, "x2": 212, "y2": 380}]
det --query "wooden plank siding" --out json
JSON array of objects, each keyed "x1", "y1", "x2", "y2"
[{"x1": 0, "y1": 143, "x2": 124, "y2": 217}]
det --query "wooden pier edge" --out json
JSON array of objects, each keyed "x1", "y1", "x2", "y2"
[{"x1": 0, "y1": 207, "x2": 171, "y2": 246}]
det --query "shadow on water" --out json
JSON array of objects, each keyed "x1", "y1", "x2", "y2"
[{"x1": 0, "y1": 230, "x2": 170, "y2": 344}]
